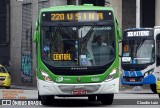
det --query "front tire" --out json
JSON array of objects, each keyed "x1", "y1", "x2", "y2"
[
  {"x1": 97, "y1": 94, "x2": 114, "y2": 105},
  {"x1": 38, "y1": 92, "x2": 41, "y2": 101},
  {"x1": 6, "y1": 86, "x2": 10, "y2": 89},
  {"x1": 41, "y1": 95, "x2": 55, "y2": 106},
  {"x1": 150, "y1": 84, "x2": 157, "y2": 93}
]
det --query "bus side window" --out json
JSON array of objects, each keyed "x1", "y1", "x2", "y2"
[{"x1": 156, "y1": 34, "x2": 160, "y2": 66}]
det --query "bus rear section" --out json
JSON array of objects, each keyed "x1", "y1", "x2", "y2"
[
  {"x1": 33, "y1": 4, "x2": 121, "y2": 105},
  {"x1": 121, "y1": 27, "x2": 160, "y2": 93}
]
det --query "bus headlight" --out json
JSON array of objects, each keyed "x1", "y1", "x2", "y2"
[
  {"x1": 144, "y1": 69, "x2": 154, "y2": 77},
  {"x1": 105, "y1": 68, "x2": 117, "y2": 82},
  {"x1": 40, "y1": 69, "x2": 52, "y2": 82}
]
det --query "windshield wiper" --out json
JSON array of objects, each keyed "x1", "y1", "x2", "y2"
[
  {"x1": 81, "y1": 23, "x2": 97, "y2": 44},
  {"x1": 136, "y1": 38, "x2": 145, "y2": 55},
  {"x1": 50, "y1": 24, "x2": 61, "y2": 48}
]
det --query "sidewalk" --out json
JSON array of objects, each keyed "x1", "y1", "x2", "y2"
[{"x1": 10, "y1": 85, "x2": 37, "y2": 90}]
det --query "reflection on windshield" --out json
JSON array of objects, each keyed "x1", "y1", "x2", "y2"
[
  {"x1": 0, "y1": 67, "x2": 7, "y2": 73},
  {"x1": 122, "y1": 39, "x2": 155, "y2": 64},
  {"x1": 41, "y1": 25, "x2": 115, "y2": 67}
]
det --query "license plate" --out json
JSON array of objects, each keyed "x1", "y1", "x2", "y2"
[
  {"x1": 129, "y1": 78, "x2": 136, "y2": 82},
  {"x1": 72, "y1": 90, "x2": 87, "y2": 95}
]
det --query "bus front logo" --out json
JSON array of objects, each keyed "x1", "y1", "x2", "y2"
[{"x1": 56, "y1": 76, "x2": 63, "y2": 82}]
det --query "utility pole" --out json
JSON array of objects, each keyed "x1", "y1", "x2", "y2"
[
  {"x1": 132, "y1": 0, "x2": 143, "y2": 91},
  {"x1": 136, "y1": 0, "x2": 140, "y2": 28},
  {"x1": 76, "y1": 0, "x2": 79, "y2": 5}
]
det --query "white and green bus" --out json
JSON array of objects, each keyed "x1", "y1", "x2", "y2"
[{"x1": 33, "y1": 4, "x2": 121, "y2": 105}]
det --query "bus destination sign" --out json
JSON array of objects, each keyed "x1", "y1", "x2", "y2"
[
  {"x1": 126, "y1": 30, "x2": 153, "y2": 37},
  {"x1": 42, "y1": 11, "x2": 113, "y2": 22}
]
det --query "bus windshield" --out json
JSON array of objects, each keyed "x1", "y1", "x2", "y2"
[
  {"x1": 122, "y1": 39, "x2": 155, "y2": 64},
  {"x1": 41, "y1": 25, "x2": 115, "y2": 67},
  {"x1": 0, "y1": 66, "x2": 7, "y2": 73}
]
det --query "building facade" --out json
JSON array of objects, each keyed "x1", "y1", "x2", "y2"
[
  {"x1": 9, "y1": 0, "x2": 160, "y2": 86},
  {"x1": 0, "y1": 0, "x2": 10, "y2": 66}
]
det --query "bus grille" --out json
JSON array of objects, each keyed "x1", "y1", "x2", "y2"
[{"x1": 58, "y1": 85, "x2": 101, "y2": 94}]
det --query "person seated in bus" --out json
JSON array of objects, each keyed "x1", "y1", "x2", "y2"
[
  {"x1": 92, "y1": 35, "x2": 114, "y2": 65},
  {"x1": 92, "y1": 35, "x2": 114, "y2": 53},
  {"x1": 92, "y1": 35, "x2": 107, "y2": 46}
]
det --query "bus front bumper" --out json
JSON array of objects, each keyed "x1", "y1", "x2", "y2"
[
  {"x1": 121, "y1": 74, "x2": 156, "y2": 85},
  {"x1": 37, "y1": 78, "x2": 119, "y2": 96}
]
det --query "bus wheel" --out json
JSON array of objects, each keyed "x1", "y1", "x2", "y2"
[
  {"x1": 150, "y1": 84, "x2": 157, "y2": 93},
  {"x1": 38, "y1": 92, "x2": 41, "y2": 101},
  {"x1": 6, "y1": 86, "x2": 10, "y2": 89},
  {"x1": 41, "y1": 95, "x2": 54, "y2": 105},
  {"x1": 98, "y1": 94, "x2": 114, "y2": 105},
  {"x1": 88, "y1": 95, "x2": 96, "y2": 101}
]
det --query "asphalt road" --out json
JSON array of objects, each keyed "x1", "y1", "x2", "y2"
[{"x1": 0, "y1": 88, "x2": 159, "y2": 107}]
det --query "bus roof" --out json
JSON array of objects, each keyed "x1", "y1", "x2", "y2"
[{"x1": 40, "y1": 4, "x2": 114, "y2": 12}]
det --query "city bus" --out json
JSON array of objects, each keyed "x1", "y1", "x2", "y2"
[
  {"x1": 121, "y1": 27, "x2": 160, "y2": 93},
  {"x1": 33, "y1": 4, "x2": 121, "y2": 105}
]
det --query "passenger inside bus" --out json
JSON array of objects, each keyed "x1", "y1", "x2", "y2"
[
  {"x1": 92, "y1": 35, "x2": 114, "y2": 65},
  {"x1": 93, "y1": 35, "x2": 107, "y2": 46}
]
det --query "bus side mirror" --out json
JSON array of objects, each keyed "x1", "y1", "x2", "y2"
[
  {"x1": 33, "y1": 20, "x2": 39, "y2": 43},
  {"x1": 33, "y1": 31, "x2": 38, "y2": 43},
  {"x1": 117, "y1": 28, "x2": 122, "y2": 40},
  {"x1": 116, "y1": 19, "x2": 122, "y2": 40}
]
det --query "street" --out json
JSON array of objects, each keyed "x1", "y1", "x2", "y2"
[{"x1": 0, "y1": 88, "x2": 159, "y2": 107}]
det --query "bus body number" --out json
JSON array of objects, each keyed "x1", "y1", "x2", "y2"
[{"x1": 51, "y1": 14, "x2": 64, "y2": 21}]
